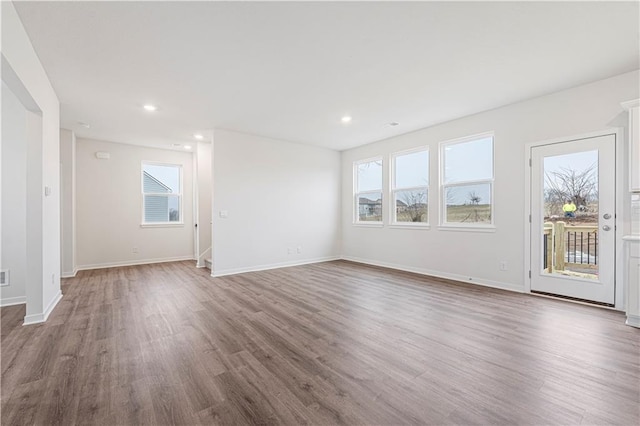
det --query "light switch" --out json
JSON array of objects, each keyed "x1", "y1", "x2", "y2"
[
  {"x1": 44, "y1": 186, "x2": 52, "y2": 196},
  {"x1": 219, "y1": 210, "x2": 228, "y2": 218}
]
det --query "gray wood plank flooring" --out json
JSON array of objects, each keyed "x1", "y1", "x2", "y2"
[{"x1": 1, "y1": 260, "x2": 638, "y2": 425}]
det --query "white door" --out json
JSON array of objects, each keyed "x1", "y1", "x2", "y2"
[{"x1": 530, "y1": 134, "x2": 616, "y2": 305}]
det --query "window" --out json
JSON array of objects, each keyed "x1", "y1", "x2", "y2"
[
  {"x1": 354, "y1": 158, "x2": 383, "y2": 223},
  {"x1": 392, "y1": 147, "x2": 429, "y2": 225},
  {"x1": 142, "y1": 163, "x2": 182, "y2": 224},
  {"x1": 440, "y1": 133, "x2": 494, "y2": 227}
]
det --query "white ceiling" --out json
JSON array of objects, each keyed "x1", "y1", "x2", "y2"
[{"x1": 13, "y1": 1, "x2": 640, "y2": 151}]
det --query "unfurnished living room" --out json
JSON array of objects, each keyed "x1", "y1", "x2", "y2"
[{"x1": 1, "y1": 1, "x2": 639, "y2": 425}]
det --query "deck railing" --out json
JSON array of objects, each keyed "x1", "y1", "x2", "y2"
[{"x1": 543, "y1": 222, "x2": 598, "y2": 272}]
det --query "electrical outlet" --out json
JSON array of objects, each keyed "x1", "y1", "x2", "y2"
[
  {"x1": 287, "y1": 248, "x2": 292, "y2": 255},
  {"x1": 499, "y1": 261, "x2": 508, "y2": 271},
  {"x1": 132, "y1": 247, "x2": 138, "y2": 253},
  {"x1": 51, "y1": 273, "x2": 55, "y2": 284},
  {"x1": 296, "y1": 246, "x2": 302, "y2": 254}
]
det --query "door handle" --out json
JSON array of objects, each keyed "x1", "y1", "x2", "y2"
[
  {"x1": 602, "y1": 225, "x2": 611, "y2": 231},
  {"x1": 603, "y1": 213, "x2": 611, "y2": 219}
]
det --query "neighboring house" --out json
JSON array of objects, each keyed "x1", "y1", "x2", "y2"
[
  {"x1": 359, "y1": 197, "x2": 382, "y2": 218},
  {"x1": 143, "y1": 171, "x2": 172, "y2": 222}
]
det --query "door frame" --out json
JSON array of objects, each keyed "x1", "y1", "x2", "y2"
[{"x1": 523, "y1": 128, "x2": 626, "y2": 310}]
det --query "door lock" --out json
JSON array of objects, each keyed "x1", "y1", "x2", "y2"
[
  {"x1": 603, "y1": 213, "x2": 611, "y2": 219},
  {"x1": 602, "y1": 225, "x2": 611, "y2": 231}
]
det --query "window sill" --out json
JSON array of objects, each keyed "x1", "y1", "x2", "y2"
[
  {"x1": 437, "y1": 225, "x2": 496, "y2": 233},
  {"x1": 353, "y1": 222, "x2": 384, "y2": 228},
  {"x1": 389, "y1": 224, "x2": 430, "y2": 230},
  {"x1": 140, "y1": 223, "x2": 185, "y2": 228}
]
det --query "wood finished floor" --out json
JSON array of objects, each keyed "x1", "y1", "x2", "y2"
[{"x1": 1, "y1": 260, "x2": 639, "y2": 425}]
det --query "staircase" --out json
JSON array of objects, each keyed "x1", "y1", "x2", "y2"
[{"x1": 197, "y1": 247, "x2": 212, "y2": 270}]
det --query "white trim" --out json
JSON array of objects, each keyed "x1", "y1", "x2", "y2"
[
  {"x1": 523, "y1": 128, "x2": 625, "y2": 310},
  {"x1": 23, "y1": 290, "x2": 62, "y2": 325},
  {"x1": 614, "y1": 127, "x2": 626, "y2": 310},
  {"x1": 437, "y1": 225, "x2": 496, "y2": 233},
  {"x1": 438, "y1": 130, "x2": 496, "y2": 148},
  {"x1": 626, "y1": 314, "x2": 640, "y2": 328},
  {"x1": 61, "y1": 268, "x2": 78, "y2": 278},
  {"x1": 211, "y1": 256, "x2": 341, "y2": 278},
  {"x1": 193, "y1": 150, "x2": 199, "y2": 269},
  {"x1": 341, "y1": 255, "x2": 523, "y2": 293},
  {"x1": 621, "y1": 99, "x2": 640, "y2": 110},
  {"x1": 76, "y1": 255, "x2": 195, "y2": 272},
  {"x1": 389, "y1": 224, "x2": 430, "y2": 230},
  {"x1": 353, "y1": 156, "x2": 384, "y2": 167},
  {"x1": 140, "y1": 222, "x2": 185, "y2": 228},
  {"x1": 352, "y1": 222, "x2": 383, "y2": 228},
  {"x1": 0, "y1": 296, "x2": 26, "y2": 307}
]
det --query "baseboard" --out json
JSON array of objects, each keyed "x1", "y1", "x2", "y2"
[
  {"x1": 61, "y1": 268, "x2": 78, "y2": 278},
  {"x1": 341, "y1": 255, "x2": 524, "y2": 293},
  {"x1": 0, "y1": 296, "x2": 26, "y2": 307},
  {"x1": 211, "y1": 256, "x2": 341, "y2": 278},
  {"x1": 626, "y1": 314, "x2": 640, "y2": 328},
  {"x1": 76, "y1": 255, "x2": 195, "y2": 272},
  {"x1": 23, "y1": 290, "x2": 63, "y2": 325}
]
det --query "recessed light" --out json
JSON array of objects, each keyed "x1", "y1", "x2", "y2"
[
  {"x1": 193, "y1": 134, "x2": 204, "y2": 140},
  {"x1": 143, "y1": 104, "x2": 157, "y2": 111},
  {"x1": 184, "y1": 145, "x2": 192, "y2": 150},
  {"x1": 341, "y1": 116, "x2": 352, "y2": 123},
  {"x1": 389, "y1": 121, "x2": 400, "y2": 127},
  {"x1": 171, "y1": 143, "x2": 182, "y2": 147}
]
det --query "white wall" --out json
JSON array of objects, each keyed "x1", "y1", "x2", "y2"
[
  {"x1": 76, "y1": 138, "x2": 194, "y2": 269},
  {"x1": 212, "y1": 129, "x2": 341, "y2": 276},
  {"x1": 341, "y1": 70, "x2": 639, "y2": 295},
  {"x1": 60, "y1": 129, "x2": 76, "y2": 277},
  {"x1": 1, "y1": 81, "x2": 27, "y2": 306},
  {"x1": 2, "y1": 1, "x2": 61, "y2": 323}
]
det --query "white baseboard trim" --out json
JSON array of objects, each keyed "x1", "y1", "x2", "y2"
[
  {"x1": 23, "y1": 290, "x2": 63, "y2": 325},
  {"x1": 626, "y1": 314, "x2": 640, "y2": 328},
  {"x1": 211, "y1": 256, "x2": 341, "y2": 278},
  {"x1": 341, "y1": 255, "x2": 524, "y2": 293},
  {"x1": 76, "y1": 255, "x2": 195, "y2": 272},
  {"x1": 0, "y1": 296, "x2": 26, "y2": 307},
  {"x1": 61, "y1": 268, "x2": 78, "y2": 278}
]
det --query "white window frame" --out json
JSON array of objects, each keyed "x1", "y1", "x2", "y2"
[
  {"x1": 390, "y1": 146, "x2": 429, "y2": 228},
  {"x1": 439, "y1": 132, "x2": 495, "y2": 231},
  {"x1": 353, "y1": 157, "x2": 383, "y2": 226},
  {"x1": 141, "y1": 161, "x2": 184, "y2": 227}
]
